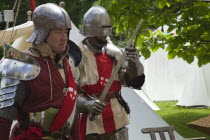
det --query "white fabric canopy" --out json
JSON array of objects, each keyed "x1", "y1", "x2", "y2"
[
  {"x1": 141, "y1": 48, "x2": 210, "y2": 106},
  {"x1": 133, "y1": 89, "x2": 160, "y2": 110},
  {"x1": 177, "y1": 61, "x2": 210, "y2": 106},
  {"x1": 69, "y1": 22, "x2": 84, "y2": 45},
  {"x1": 122, "y1": 87, "x2": 183, "y2": 140},
  {"x1": 0, "y1": 21, "x2": 33, "y2": 50}
]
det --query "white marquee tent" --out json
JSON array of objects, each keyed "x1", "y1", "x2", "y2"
[
  {"x1": 141, "y1": 48, "x2": 210, "y2": 107},
  {"x1": 121, "y1": 87, "x2": 183, "y2": 139}
]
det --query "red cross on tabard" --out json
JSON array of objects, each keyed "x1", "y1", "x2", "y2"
[
  {"x1": 68, "y1": 87, "x2": 77, "y2": 100},
  {"x1": 100, "y1": 77, "x2": 109, "y2": 86}
]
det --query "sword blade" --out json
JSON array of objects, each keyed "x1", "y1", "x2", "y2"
[{"x1": 99, "y1": 19, "x2": 144, "y2": 101}]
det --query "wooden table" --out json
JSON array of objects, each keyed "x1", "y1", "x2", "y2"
[{"x1": 187, "y1": 115, "x2": 210, "y2": 136}]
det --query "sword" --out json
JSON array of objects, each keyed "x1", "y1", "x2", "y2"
[{"x1": 89, "y1": 19, "x2": 144, "y2": 121}]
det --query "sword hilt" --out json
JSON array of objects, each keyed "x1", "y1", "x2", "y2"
[
  {"x1": 89, "y1": 113, "x2": 95, "y2": 121},
  {"x1": 89, "y1": 99, "x2": 109, "y2": 121}
]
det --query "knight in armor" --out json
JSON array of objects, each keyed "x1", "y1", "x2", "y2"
[
  {"x1": 77, "y1": 6, "x2": 145, "y2": 140},
  {"x1": 0, "y1": 3, "x2": 81, "y2": 140}
]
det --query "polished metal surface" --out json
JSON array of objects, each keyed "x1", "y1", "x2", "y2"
[
  {"x1": 0, "y1": 98, "x2": 15, "y2": 109},
  {"x1": 81, "y1": 6, "x2": 112, "y2": 37},
  {"x1": 0, "y1": 91, "x2": 16, "y2": 102},
  {"x1": 0, "y1": 86, "x2": 17, "y2": 96},
  {"x1": 0, "y1": 77, "x2": 19, "y2": 109},
  {"x1": 27, "y1": 3, "x2": 71, "y2": 44},
  {"x1": 0, "y1": 78, "x2": 20, "y2": 89},
  {"x1": 0, "y1": 43, "x2": 40, "y2": 80}
]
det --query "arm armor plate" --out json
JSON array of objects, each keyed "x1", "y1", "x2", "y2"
[
  {"x1": 0, "y1": 43, "x2": 40, "y2": 111},
  {"x1": 0, "y1": 78, "x2": 20, "y2": 109},
  {"x1": 0, "y1": 78, "x2": 26, "y2": 120},
  {"x1": 0, "y1": 43, "x2": 40, "y2": 80}
]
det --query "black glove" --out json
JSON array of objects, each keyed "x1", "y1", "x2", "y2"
[{"x1": 125, "y1": 47, "x2": 144, "y2": 76}]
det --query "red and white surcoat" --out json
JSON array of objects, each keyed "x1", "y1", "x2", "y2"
[{"x1": 78, "y1": 43, "x2": 130, "y2": 137}]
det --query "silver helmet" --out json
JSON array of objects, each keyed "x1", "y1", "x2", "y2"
[
  {"x1": 81, "y1": 6, "x2": 112, "y2": 37},
  {"x1": 27, "y1": 3, "x2": 71, "y2": 45}
]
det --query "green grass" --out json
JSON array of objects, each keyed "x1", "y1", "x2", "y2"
[{"x1": 155, "y1": 101, "x2": 210, "y2": 139}]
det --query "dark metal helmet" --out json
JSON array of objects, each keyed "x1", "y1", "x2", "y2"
[
  {"x1": 80, "y1": 6, "x2": 112, "y2": 37},
  {"x1": 27, "y1": 3, "x2": 71, "y2": 45}
]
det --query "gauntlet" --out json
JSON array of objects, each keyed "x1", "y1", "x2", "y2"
[{"x1": 77, "y1": 94, "x2": 106, "y2": 115}]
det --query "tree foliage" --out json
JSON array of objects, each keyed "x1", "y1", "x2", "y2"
[
  {"x1": 0, "y1": 0, "x2": 95, "y2": 29},
  {"x1": 97, "y1": 0, "x2": 210, "y2": 67}
]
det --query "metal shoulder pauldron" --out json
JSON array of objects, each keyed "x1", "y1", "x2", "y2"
[
  {"x1": 0, "y1": 43, "x2": 41, "y2": 80},
  {"x1": 0, "y1": 43, "x2": 40, "y2": 109}
]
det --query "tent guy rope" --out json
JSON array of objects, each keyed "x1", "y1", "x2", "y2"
[{"x1": 0, "y1": 0, "x2": 21, "y2": 45}]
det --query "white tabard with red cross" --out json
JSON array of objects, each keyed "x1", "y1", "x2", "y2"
[{"x1": 78, "y1": 43, "x2": 130, "y2": 138}]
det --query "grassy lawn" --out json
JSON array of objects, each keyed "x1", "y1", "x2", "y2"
[{"x1": 155, "y1": 101, "x2": 210, "y2": 139}]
